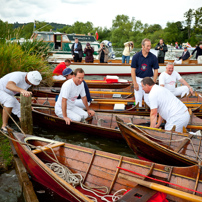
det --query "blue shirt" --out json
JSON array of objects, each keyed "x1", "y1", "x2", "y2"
[
  {"x1": 131, "y1": 51, "x2": 159, "y2": 78},
  {"x1": 77, "y1": 80, "x2": 92, "y2": 102}
]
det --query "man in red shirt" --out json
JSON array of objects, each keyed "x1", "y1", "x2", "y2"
[{"x1": 53, "y1": 59, "x2": 71, "y2": 76}]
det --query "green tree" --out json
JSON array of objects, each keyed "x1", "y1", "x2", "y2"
[
  {"x1": 184, "y1": 8, "x2": 194, "y2": 39},
  {"x1": 111, "y1": 15, "x2": 134, "y2": 47}
]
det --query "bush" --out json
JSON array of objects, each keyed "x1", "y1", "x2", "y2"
[{"x1": 0, "y1": 42, "x2": 53, "y2": 86}]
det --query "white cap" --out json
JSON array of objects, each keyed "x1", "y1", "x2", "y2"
[{"x1": 27, "y1": 71, "x2": 42, "y2": 85}]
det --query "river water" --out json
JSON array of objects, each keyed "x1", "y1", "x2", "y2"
[{"x1": 0, "y1": 48, "x2": 201, "y2": 202}]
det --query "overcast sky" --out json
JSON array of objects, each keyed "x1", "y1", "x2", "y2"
[{"x1": 0, "y1": 0, "x2": 201, "y2": 29}]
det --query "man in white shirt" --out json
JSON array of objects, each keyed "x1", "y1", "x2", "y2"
[
  {"x1": 141, "y1": 77, "x2": 190, "y2": 132},
  {"x1": 159, "y1": 62, "x2": 193, "y2": 97},
  {"x1": 55, "y1": 68, "x2": 95, "y2": 125},
  {"x1": 0, "y1": 71, "x2": 42, "y2": 133}
]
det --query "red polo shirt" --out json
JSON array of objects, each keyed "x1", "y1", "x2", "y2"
[{"x1": 53, "y1": 62, "x2": 66, "y2": 75}]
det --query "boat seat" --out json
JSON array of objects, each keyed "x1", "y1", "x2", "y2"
[
  {"x1": 32, "y1": 142, "x2": 65, "y2": 154},
  {"x1": 117, "y1": 186, "x2": 157, "y2": 202},
  {"x1": 114, "y1": 104, "x2": 125, "y2": 111},
  {"x1": 182, "y1": 57, "x2": 190, "y2": 64}
]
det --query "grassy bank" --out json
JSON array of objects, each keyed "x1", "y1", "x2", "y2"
[{"x1": 0, "y1": 112, "x2": 13, "y2": 173}]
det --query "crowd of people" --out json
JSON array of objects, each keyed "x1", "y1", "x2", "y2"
[{"x1": 1, "y1": 38, "x2": 202, "y2": 135}]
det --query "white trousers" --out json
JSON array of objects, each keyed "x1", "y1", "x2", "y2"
[
  {"x1": 0, "y1": 90, "x2": 21, "y2": 117},
  {"x1": 165, "y1": 110, "x2": 190, "y2": 133},
  {"x1": 171, "y1": 86, "x2": 189, "y2": 98},
  {"x1": 56, "y1": 105, "x2": 88, "y2": 122},
  {"x1": 75, "y1": 99, "x2": 91, "y2": 109},
  {"x1": 134, "y1": 77, "x2": 149, "y2": 107},
  {"x1": 197, "y1": 56, "x2": 202, "y2": 64},
  {"x1": 174, "y1": 59, "x2": 182, "y2": 64}
]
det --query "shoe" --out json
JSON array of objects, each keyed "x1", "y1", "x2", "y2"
[{"x1": 0, "y1": 127, "x2": 8, "y2": 134}]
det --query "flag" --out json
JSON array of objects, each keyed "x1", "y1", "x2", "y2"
[{"x1": 95, "y1": 31, "x2": 99, "y2": 40}]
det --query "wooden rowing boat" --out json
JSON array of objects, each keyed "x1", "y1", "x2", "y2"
[
  {"x1": 9, "y1": 130, "x2": 202, "y2": 201},
  {"x1": 116, "y1": 116, "x2": 202, "y2": 166},
  {"x1": 52, "y1": 79, "x2": 132, "y2": 89},
  {"x1": 32, "y1": 86, "x2": 134, "y2": 99},
  {"x1": 31, "y1": 96, "x2": 202, "y2": 117},
  {"x1": 31, "y1": 105, "x2": 202, "y2": 140}
]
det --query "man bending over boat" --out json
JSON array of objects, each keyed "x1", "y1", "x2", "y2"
[
  {"x1": 141, "y1": 77, "x2": 190, "y2": 132},
  {"x1": 55, "y1": 68, "x2": 95, "y2": 125},
  {"x1": 159, "y1": 62, "x2": 193, "y2": 97},
  {"x1": 0, "y1": 71, "x2": 42, "y2": 133},
  {"x1": 131, "y1": 38, "x2": 159, "y2": 107}
]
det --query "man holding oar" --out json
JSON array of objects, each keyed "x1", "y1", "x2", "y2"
[
  {"x1": 131, "y1": 38, "x2": 159, "y2": 107},
  {"x1": 141, "y1": 77, "x2": 190, "y2": 132},
  {"x1": 0, "y1": 71, "x2": 42, "y2": 133},
  {"x1": 55, "y1": 68, "x2": 95, "y2": 125}
]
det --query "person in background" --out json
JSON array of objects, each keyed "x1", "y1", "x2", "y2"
[
  {"x1": 52, "y1": 59, "x2": 71, "y2": 80},
  {"x1": 122, "y1": 41, "x2": 134, "y2": 64},
  {"x1": 71, "y1": 38, "x2": 83, "y2": 62},
  {"x1": 141, "y1": 77, "x2": 190, "y2": 133},
  {"x1": 55, "y1": 68, "x2": 95, "y2": 125},
  {"x1": 98, "y1": 43, "x2": 109, "y2": 63},
  {"x1": 174, "y1": 47, "x2": 190, "y2": 64},
  {"x1": 62, "y1": 68, "x2": 92, "y2": 108},
  {"x1": 84, "y1": 43, "x2": 94, "y2": 63},
  {"x1": 155, "y1": 39, "x2": 168, "y2": 63},
  {"x1": 159, "y1": 62, "x2": 193, "y2": 97},
  {"x1": 191, "y1": 41, "x2": 202, "y2": 63},
  {"x1": 0, "y1": 71, "x2": 42, "y2": 133},
  {"x1": 131, "y1": 38, "x2": 159, "y2": 107}
]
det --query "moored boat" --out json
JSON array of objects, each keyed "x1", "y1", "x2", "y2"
[
  {"x1": 9, "y1": 130, "x2": 202, "y2": 202},
  {"x1": 116, "y1": 117, "x2": 202, "y2": 166},
  {"x1": 49, "y1": 60, "x2": 201, "y2": 76}
]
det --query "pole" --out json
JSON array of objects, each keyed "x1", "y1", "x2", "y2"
[{"x1": 20, "y1": 94, "x2": 33, "y2": 135}]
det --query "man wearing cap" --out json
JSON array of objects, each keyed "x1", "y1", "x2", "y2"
[
  {"x1": 174, "y1": 47, "x2": 190, "y2": 64},
  {"x1": 0, "y1": 71, "x2": 42, "y2": 133},
  {"x1": 62, "y1": 68, "x2": 92, "y2": 108},
  {"x1": 55, "y1": 68, "x2": 95, "y2": 125},
  {"x1": 53, "y1": 59, "x2": 71, "y2": 80},
  {"x1": 159, "y1": 62, "x2": 193, "y2": 97}
]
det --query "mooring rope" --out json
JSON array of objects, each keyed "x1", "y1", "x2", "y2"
[{"x1": 0, "y1": 102, "x2": 26, "y2": 136}]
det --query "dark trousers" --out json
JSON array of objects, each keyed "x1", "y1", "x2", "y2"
[
  {"x1": 74, "y1": 54, "x2": 82, "y2": 62},
  {"x1": 158, "y1": 57, "x2": 164, "y2": 63}
]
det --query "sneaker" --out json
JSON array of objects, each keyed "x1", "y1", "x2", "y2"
[{"x1": 0, "y1": 127, "x2": 8, "y2": 134}]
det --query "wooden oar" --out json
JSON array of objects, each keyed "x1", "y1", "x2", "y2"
[{"x1": 119, "y1": 173, "x2": 202, "y2": 202}]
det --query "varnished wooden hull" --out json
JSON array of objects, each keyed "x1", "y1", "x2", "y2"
[
  {"x1": 10, "y1": 131, "x2": 202, "y2": 202},
  {"x1": 53, "y1": 80, "x2": 132, "y2": 89},
  {"x1": 117, "y1": 119, "x2": 202, "y2": 166},
  {"x1": 31, "y1": 107, "x2": 152, "y2": 139}
]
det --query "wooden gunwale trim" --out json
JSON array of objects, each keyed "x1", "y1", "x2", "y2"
[
  {"x1": 61, "y1": 144, "x2": 202, "y2": 182},
  {"x1": 83, "y1": 150, "x2": 96, "y2": 183},
  {"x1": 196, "y1": 136, "x2": 202, "y2": 161},
  {"x1": 108, "y1": 156, "x2": 123, "y2": 193},
  {"x1": 193, "y1": 165, "x2": 201, "y2": 194}
]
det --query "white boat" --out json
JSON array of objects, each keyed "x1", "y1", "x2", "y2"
[{"x1": 49, "y1": 60, "x2": 202, "y2": 76}]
